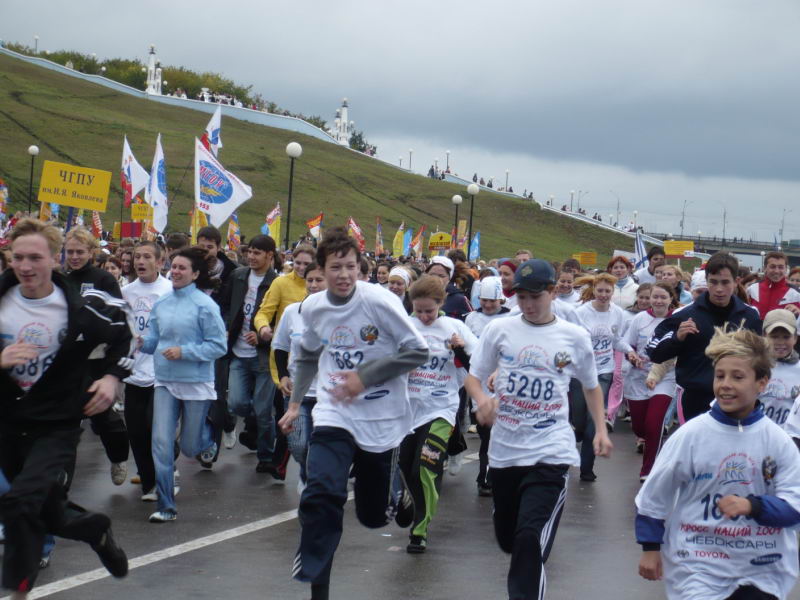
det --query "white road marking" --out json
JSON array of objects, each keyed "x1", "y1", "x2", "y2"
[{"x1": 4, "y1": 453, "x2": 480, "y2": 598}]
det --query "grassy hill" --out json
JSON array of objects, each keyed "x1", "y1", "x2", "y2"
[{"x1": 0, "y1": 52, "x2": 637, "y2": 262}]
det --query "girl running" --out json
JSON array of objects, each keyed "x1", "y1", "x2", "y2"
[
  {"x1": 607, "y1": 256, "x2": 639, "y2": 308},
  {"x1": 387, "y1": 266, "x2": 413, "y2": 314},
  {"x1": 400, "y1": 276, "x2": 478, "y2": 553},
  {"x1": 759, "y1": 309, "x2": 800, "y2": 427}
]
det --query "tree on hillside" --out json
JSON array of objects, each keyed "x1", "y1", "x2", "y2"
[{"x1": 349, "y1": 130, "x2": 377, "y2": 155}]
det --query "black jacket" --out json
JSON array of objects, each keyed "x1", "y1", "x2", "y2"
[
  {"x1": 0, "y1": 271, "x2": 134, "y2": 429},
  {"x1": 220, "y1": 266, "x2": 278, "y2": 367},
  {"x1": 210, "y1": 251, "x2": 239, "y2": 306},
  {"x1": 66, "y1": 262, "x2": 122, "y2": 298},
  {"x1": 646, "y1": 292, "x2": 761, "y2": 395},
  {"x1": 442, "y1": 283, "x2": 472, "y2": 321}
]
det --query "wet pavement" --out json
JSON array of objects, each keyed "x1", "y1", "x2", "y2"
[{"x1": 3, "y1": 422, "x2": 800, "y2": 599}]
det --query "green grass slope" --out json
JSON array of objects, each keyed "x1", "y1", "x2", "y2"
[{"x1": 0, "y1": 53, "x2": 636, "y2": 262}]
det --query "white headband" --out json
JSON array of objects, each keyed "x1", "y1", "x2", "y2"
[{"x1": 389, "y1": 267, "x2": 411, "y2": 286}]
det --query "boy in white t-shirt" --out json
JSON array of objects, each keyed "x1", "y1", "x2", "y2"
[
  {"x1": 759, "y1": 309, "x2": 800, "y2": 428},
  {"x1": 465, "y1": 259, "x2": 612, "y2": 600},
  {"x1": 278, "y1": 227, "x2": 429, "y2": 600},
  {"x1": 636, "y1": 328, "x2": 800, "y2": 600}
]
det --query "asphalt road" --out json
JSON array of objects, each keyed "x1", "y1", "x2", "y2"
[{"x1": 3, "y1": 422, "x2": 799, "y2": 600}]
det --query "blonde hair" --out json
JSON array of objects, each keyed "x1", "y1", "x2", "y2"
[
  {"x1": 10, "y1": 218, "x2": 63, "y2": 256},
  {"x1": 575, "y1": 272, "x2": 617, "y2": 303},
  {"x1": 705, "y1": 327, "x2": 773, "y2": 380},
  {"x1": 409, "y1": 275, "x2": 446, "y2": 303},
  {"x1": 65, "y1": 227, "x2": 98, "y2": 251},
  {"x1": 660, "y1": 264, "x2": 683, "y2": 279}
]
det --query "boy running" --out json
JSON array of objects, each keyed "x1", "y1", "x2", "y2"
[
  {"x1": 636, "y1": 327, "x2": 800, "y2": 599},
  {"x1": 759, "y1": 309, "x2": 800, "y2": 427},
  {"x1": 465, "y1": 259, "x2": 612, "y2": 600},
  {"x1": 278, "y1": 227, "x2": 429, "y2": 600}
]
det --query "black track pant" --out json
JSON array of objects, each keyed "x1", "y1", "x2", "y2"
[
  {"x1": 0, "y1": 426, "x2": 109, "y2": 591},
  {"x1": 490, "y1": 464, "x2": 569, "y2": 600},
  {"x1": 124, "y1": 383, "x2": 155, "y2": 493},
  {"x1": 726, "y1": 586, "x2": 777, "y2": 599},
  {"x1": 89, "y1": 406, "x2": 129, "y2": 463}
]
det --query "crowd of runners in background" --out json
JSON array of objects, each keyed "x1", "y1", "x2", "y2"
[{"x1": 3, "y1": 218, "x2": 800, "y2": 599}]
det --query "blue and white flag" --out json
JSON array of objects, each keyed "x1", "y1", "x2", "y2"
[
  {"x1": 403, "y1": 228, "x2": 413, "y2": 255},
  {"x1": 194, "y1": 138, "x2": 252, "y2": 228},
  {"x1": 469, "y1": 231, "x2": 481, "y2": 261},
  {"x1": 634, "y1": 230, "x2": 648, "y2": 270},
  {"x1": 145, "y1": 133, "x2": 169, "y2": 233},
  {"x1": 202, "y1": 105, "x2": 223, "y2": 157}
]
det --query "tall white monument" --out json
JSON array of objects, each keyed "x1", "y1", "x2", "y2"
[
  {"x1": 145, "y1": 44, "x2": 162, "y2": 95},
  {"x1": 327, "y1": 98, "x2": 354, "y2": 146}
]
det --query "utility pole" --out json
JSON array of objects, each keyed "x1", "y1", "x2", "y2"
[
  {"x1": 780, "y1": 208, "x2": 792, "y2": 246},
  {"x1": 679, "y1": 199, "x2": 692, "y2": 238},
  {"x1": 609, "y1": 190, "x2": 621, "y2": 225}
]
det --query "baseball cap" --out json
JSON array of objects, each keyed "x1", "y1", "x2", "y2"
[
  {"x1": 429, "y1": 255, "x2": 454, "y2": 276},
  {"x1": 763, "y1": 309, "x2": 798, "y2": 335},
  {"x1": 479, "y1": 276, "x2": 503, "y2": 300},
  {"x1": 512, "y1": 259, "x2": 556, "y2": 293}
]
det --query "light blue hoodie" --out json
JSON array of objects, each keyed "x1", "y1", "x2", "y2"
[{"x1": 141, "y1": 283, "x2": 227, "y2": 383}]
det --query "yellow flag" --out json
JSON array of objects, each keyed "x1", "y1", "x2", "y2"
[
  {"x1": 269, "y1": 215, "x2": 281, "y2": 242},
  {"x1": 392, "y1": 221, "x2": 405, "y2": 256},
  {"x1": 38, "y1": 202, "x2": 51, "y2": 222},
  {"x1": 456, "y1": 219, "x2": 467, "y2": 250}
]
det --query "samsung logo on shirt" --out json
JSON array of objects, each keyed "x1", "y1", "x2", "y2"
[
  {"x1": 431, "y1": 390, "x2": 449, "y2": 397},
  {"x1": 750, "y1": 553, "x2": 782, "y2": 566},
  {"x1": 533, "y1": 418, "x2": 556, "y2": 429},
  {"x1": 363, "y1": 389, "x2": 390, "y2": 400}
]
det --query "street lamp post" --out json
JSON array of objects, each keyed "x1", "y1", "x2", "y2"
[
  {"x1": 284, "y1": 142, "x2": 303, "y2": 250},
  {"x1": 408, "y1": 149, "x2": 413, "y2": 171},
  {"x1": 570, "y1": 189, "x2": 575, "y2": 211},
  {"x1": 398, "y1": 157, "x2": 403, "y2": 168},
  {"x1": 34, "y1": 35, "x2": 39, "y2": 53},
  {"x1": 27, "y1": 145, "x2": 39, "y2": 214},
  {"x1": 466, "y1": 183, "x2": 479, "y2": 252},
  {"x1": 549, "y1": 194, "x2": 554, "y2": 207},
  {"x1": 633, "y1": 210, "x2": 638, "y2": 230},
  {"x1": 451, "y1": 194, "x2": 462, "y2": 236},
  {"x1": 445, "y1": 150, "x2": 450, "y2": 171},
  {"x1": 504, "y1": 169, "x2": 509, "y2": 191},
  {"x1": 780, "y1": 208, "x2": 792, "y2": 245}
]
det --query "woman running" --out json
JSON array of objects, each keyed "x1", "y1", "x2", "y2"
[
  {"x1": 141, "y1": 247, "x2": 227, "y2": 523},
  {"x1": 607, "y1": 256, "x2": 639, "y2": 308}
]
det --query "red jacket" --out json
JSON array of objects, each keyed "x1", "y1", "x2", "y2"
[{"x1": 747, "y1": 278, "x2": 800, "y2": 319}]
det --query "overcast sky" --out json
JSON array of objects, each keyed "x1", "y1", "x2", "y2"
[{"x1": 3, "y1": 0, "x2": 799, "y2": 240}]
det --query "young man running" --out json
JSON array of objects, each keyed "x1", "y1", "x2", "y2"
[
  {"x1": 121, "y1": 241, "x2": 173, "y2": 501},
  {"x1": 647, "y1": 252, "x2": 762, "y2": 423},
  {"x1": 278, "y1": 227, "x2": 429, "y2": 600},
  {"x1": 0, "y1": 219, "x2": 133, "y2": 598},
  {"x1": 633, "y1": 247, "x2": 666, "y2": 284},
  {"x1": 747, "y1": 251, "x2": 800, "y2": 318},
  {"x1": 465, "y1": 259, "x2": 612, "y2": 600}
]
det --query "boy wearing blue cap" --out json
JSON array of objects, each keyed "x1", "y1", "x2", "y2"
[{"x1": 465, "y1": 259, "x2": 612, "y2": 600}]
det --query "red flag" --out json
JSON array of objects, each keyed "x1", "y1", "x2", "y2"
[
  {"x1": 346, "y1": 216, "x2": 366, "y2": 252},
  {"x1": 91, "y1": 211, "x2": 103, "y2": 238}
]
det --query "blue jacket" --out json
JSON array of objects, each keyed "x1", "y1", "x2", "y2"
[{"x1": 141, "y1": 283, "x2": 227, "y2": 383}]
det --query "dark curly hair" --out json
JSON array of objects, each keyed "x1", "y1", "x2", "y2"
[{"x1": 173, "y1": 246, "x2": 217, "y2": 291}]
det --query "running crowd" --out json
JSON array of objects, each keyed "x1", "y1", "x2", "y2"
[{"x1": 2, "y1": 219, "x2": 800, "y2": 600}]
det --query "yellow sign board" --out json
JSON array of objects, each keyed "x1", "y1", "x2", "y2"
[
  {"x1": 664, "y1": 240, "x2": 695, "y2": 258},
  {"x1": 428, "y1": 232, "x2": 453, "y2": 253},
  {"x1": 37, "y1": 161, "x2": 112, "y2": 212},
  {"x1": 132, "y1": 204, "x2": 154, "y2": 220},
  {"x1": 572, "y1": 251, "x2": 597, "y2": 265}
]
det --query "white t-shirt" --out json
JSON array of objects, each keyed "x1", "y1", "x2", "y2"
[
  {"x1": 232, "y1": 271, "x2": 265, "y2": 359},
  {"x1": 503, "y1": 293, "x2": 518, "y2": 310},
  {"x1": 760, "y1": 360, "x2": 800, "y2": 427},
  {"x1": 122, "y1": 276, "x2": 173, "y2": 387},
  {"x1": 469, "y1": 315, "x2": 598, "y2": 469},
  {"x1": 624, "y1": 310, "x2": 676, "y2": 400},
  {"x1": 465, "y1": 308, "x2": 509, "y2": 338},
  {"x1": 507, "y1": 299, "x2": 582, "y2": 327},
  {"x1": 408, "y1": 316, "x2": 478, "y2": 429},
  {"x1": 557, "y1": 289, "x2": 581, "y2": 305},
  {"x1": 272, "y1": 300, "x2": 318, "y2": 398},
  {"x1": 575, "y1": 302, "x2": 633, "y2": 374},
  {"x1": 0, "y1": 284, "x2": 68, "y2": 391},
  {"x1": 635, "y1": 412, "x2": 800, "y2": 600},
  {"x1": 299, "y1": 281, "x2": 429, "y2": 453},
  {"x1": 634, "y1": 266, "x2": 657, "y2": 285}
]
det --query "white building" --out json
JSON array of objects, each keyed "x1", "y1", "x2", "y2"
[
  {"x1": 144, "y1": 45, "x2": 162, "y2": 95},
  {"x1": 327, "y1": 98, "x2": 354, "y2": 146}
]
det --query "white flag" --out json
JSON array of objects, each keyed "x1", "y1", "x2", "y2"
[
  {"x1": 203, "y1": 105, "x2": 223, "y2": 157},
  {"x1": 121, "y1": 136, "x2": 150, "y2": 201},
  {"x1": 194, "y1": 138, "x2": 252, "y2": 227},
  {"x1": 145, "y1": 134, "x2": 169, "y2": 233}
]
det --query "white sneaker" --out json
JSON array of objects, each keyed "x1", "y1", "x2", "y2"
[
  {"x1": 111, "y1": 462, "x2": 128, "y2": 486},
  {"x1": 223, "y1": 429, "x2": 237, "y2": 450},
  {"x1": 448, "y1": 454, "x2": 464, "y2": 476},
  {"x1": 149, "y1": 511, "x2": 177, "y2": 523},
  {"x1": 141, "y1": 487, "x2": 158, "y2": 502},
  {"x1": 296, "y1": 479, "x2": 306, "y2": 496}
]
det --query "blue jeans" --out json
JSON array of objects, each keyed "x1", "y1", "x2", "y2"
[
  {"x1": 152, "y1": 387, "x2": 215, "y2": 514},
  {"x1": 284, "y1": 396, "x2": 316, "y2": 483},
  {"x1": 0, "y1": 469, "x2": 55, "y2": 560},
  {"x1": 578, "y1": 372, "x2": 613, "y2": 475},
  {"x1": 228, "y1": 355, "x2": 276, "y2": 462}
]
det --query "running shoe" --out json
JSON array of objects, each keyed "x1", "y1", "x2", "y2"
[
  {"x1": 447, "y1": 453, "x2": 464, "y2": 476},
  {"x1": 579, "y1": 471, "x2": 597, "y2": 482},
  {"x1": 255, "y1": 461, "x2": 286, "y2": 481},
  {"x1": 39, "y1": 551, "x2": 52, "y2": 570},
  {"x1": 141, "y1": 487, "x2": 157, "y2": 502},
  {"x1": 111, "y1": 462, "x2": 128, "y2": 486},
  {"x1": 197, "y1": 443, "x2": 218, "y2": 469},
  {"x1": 407, "y1": 535, "x2": 427, "y2": 554},
  {"x1": 394, "y1": 472, "x2": 415, "y2": 528},
  {"x1": 477, "y1": 484, "x2": 493, "y2": 497},
  {"x1": 148, "y1": 511, "x2": 177, "y2": 523},
  {"x1": 635, "y1": 440, "x2": 645, "y2": 454},
  {"x1": 223, "y1": 429, "x2": 237, "y2": 450},
  {"x1": 238, "y1": 431, "x2": 257, "y2": 451},
  {"x1": 605, "y1": 419, "x2": 614, "y2": 433},
  {"x1": 130, "y1": 475, "x2": 141, "y2": 485},
  {"x1": 91, "y1": 528, "x2": 129, "y2": 577}
]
